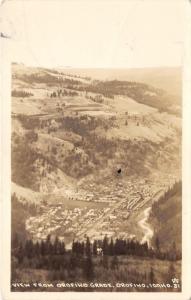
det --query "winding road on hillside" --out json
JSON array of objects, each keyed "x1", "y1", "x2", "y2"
[{"x1": 138, "y1": 207, "x2": 153, "y2": 246}]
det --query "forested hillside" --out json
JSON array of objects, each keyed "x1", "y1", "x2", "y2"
[{"x1": 150, "y1": 181, "x2": 182, "y2": 253}]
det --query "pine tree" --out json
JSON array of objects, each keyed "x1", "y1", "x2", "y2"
[
  {"x1": 109, "y1": 238, "x2": 114, "y2": 255},
  {"x1": 102, "y1": 235, "x2": 109, "y2": 255},
  {"x1": 85, "y1": 237, "x2": 91, "y2": 257},
  {"x1": 17, "y1": 242, "x2": 24, "y2": 264},
  {"x1": 53, "y1": 236, "x2": 60, "y2": 254},
  {"x1": 40, "y1": 240, "x2": 46, "y2": 256},
  {"x1": 45, "y1": 234, "x2": 52, "y2": 255},
  {"x1": 81, "y1": 241, "x2": 85, "y2": 256},
  {"x1": 60, "y1": 241, "x2": 65, "y2": 255},
  {"x1": 25, "y1": 239, "x2": 34, "y2": 259},
  {"x1": 83, "y1": 256, "x2": 94, "y2": 280},
  {"x1": 93, "y1": 240, "x2": 97, "y2": 255},
  {"x1": 69, "y1": 254, "x2": 77, "y2": 270},
  {"x1": 155, "y1": 236, "x2": 160, "y2": 253},
  {"x1": 34, "y1": 241, "x2": 40, "y2": 257}
]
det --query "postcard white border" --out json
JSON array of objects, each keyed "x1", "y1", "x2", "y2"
[{"x1": 1, "y1": 1, "x2": 191, "y2": 300}]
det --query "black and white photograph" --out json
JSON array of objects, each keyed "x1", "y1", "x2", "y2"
[{"x1": 0, "y1": 0, "x2": 191, "y2": 298}]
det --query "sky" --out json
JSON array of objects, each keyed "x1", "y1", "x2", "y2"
[{"x1": 0, "y1": 0, "x2": 185, "y2": 68}]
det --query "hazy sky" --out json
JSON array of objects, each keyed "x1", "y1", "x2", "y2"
[{"x1": 1, "y1": 0, "x2": 185, "y2": 68}]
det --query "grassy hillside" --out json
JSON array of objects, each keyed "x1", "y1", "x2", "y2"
[
  {"x1": 13, "y1": 64, "x2": 181, "y2": 113},
  {"x1": 11, "y1": 64, "x2": 181, "y2": 196},
  {"x1": 82, "y1": 80, "x2": 180, "y2": 114}
]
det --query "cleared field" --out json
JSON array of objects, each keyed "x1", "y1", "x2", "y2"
[
  {"x1": 106, "y1": 124, "x2": 161, "y2": 142},
  {"x1": 12, "y1": 98, "x2": 43, "y2": 115},
  {"x1": 78, "y1": 110, "x2": 114, "y2": 117},
  {"x1": 35, "y1": 133, "x2": 74, "y2": 153},
  {"x1": 107, "y1": 95, "x2": 157, "y2": 115}
]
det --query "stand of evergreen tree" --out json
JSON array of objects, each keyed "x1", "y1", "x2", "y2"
[
  {"x1": 11, "y1": 234, "x2": 181, "y2": 288},
  {"x1": 151, "y1": 180, "x2": 182, "y2": 213},
  {"x1": 13, "y1": 234, "x2": 181, "y2": 270}
]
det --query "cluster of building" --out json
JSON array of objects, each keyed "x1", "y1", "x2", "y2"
[
  {"x1": 25, "y1": 173, "x2": 180, "y2": 246},
  {"x1": 25, "y1": 204, "x2": 104, "y2": 242}
]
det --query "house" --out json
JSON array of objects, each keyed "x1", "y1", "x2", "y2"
[
  {"x1": 109, "y1": 215, "x2": 117, "y2": 220},
  {"x1": 97, "y1": 247, "x2": 103, "y2": 255}
]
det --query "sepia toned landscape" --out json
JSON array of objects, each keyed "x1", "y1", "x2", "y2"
[{"x1": 11, "y1": 63, "x2": 182, "y2": 292}]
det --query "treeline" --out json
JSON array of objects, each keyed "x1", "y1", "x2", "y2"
[
  {"x1": 12, "y1": 89, "x2": 33, "y2": 98},
  {"x1": 18, "y1": 72, "x2": 82, "y2": 86},
  {"x1": 76, "y1": 84, "x2": 115, "y2": 99},
  {"x1": 72, "y1": 236, "x2": 181, "y2": 261},
  {"x1": 12, "y1": 235, "x2": 94, "y2": 283},
  {"x1": 18, "y1": 73, "x2": 64, "y2": 85},
  {"x1": 12, "y1": 235, "x2": 181, "y2": 289},
  {"x1": 13, "y1": 234, "x2": 181, "y2": 265},
  {"x1": 13, "y1": 235, "x2": 65, "y2": 262},
  {"x1": 60, "y1": 72, "x2": 91, "y2": 81},
  {"x1": 42, "y1": 69, "x2": 91, "y2": 81},
  {"x1": 50, "y1": 89, "x2": 78, "y2": 98},
  {"x1": 74, "y1": 80, "x2": 156, "y2": 100},
  {"x1": 72, "y1": 79, "x2": 177, "y2": 114}
]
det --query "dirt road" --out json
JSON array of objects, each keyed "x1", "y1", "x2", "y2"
[{"x1": 138, "y1": 207, "x2": 153, "y2": 246}]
